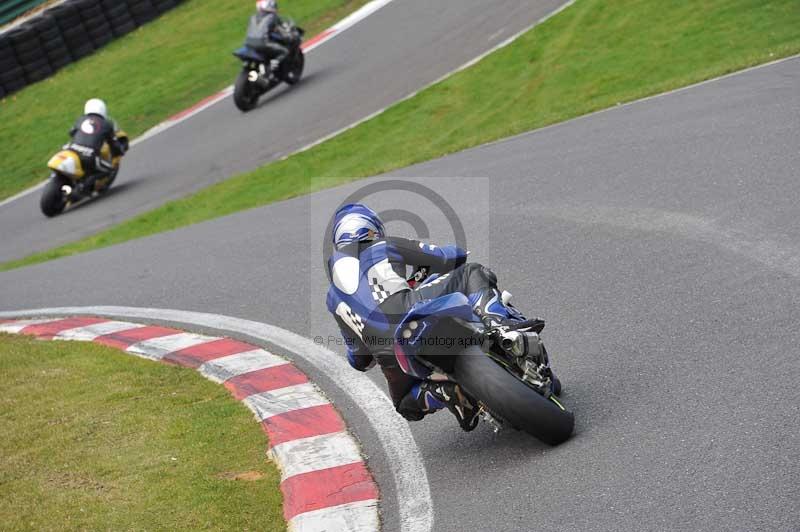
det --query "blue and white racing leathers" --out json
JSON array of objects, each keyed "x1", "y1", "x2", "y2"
[{"x1": 326, "y1": 237, "x2": 511, "y2": 420}]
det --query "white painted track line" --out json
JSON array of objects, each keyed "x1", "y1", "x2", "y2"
[
  {"x1": 244, "y1": 382, "x2": 330, "y2": 420},
  {"x1": 270, "y1": 431, "x2": 363, "y2": 480},
  {"x1": 198, "y1": 348, "x2": 289, "y2": 383},
  {"x1": 54, "y1": 320, "x2": 142, "y2": 341},
  {"x1": 126, "y1": 332, "x2": 217, "y2": 360},
  {"x1": 0, "y1": 318, "x2": 59, "y2": 333},
  {"x1": 289, "y1": 500, "x2": 381, "y2": 532}
]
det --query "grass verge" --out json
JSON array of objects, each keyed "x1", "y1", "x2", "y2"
[
  {"x1": 0, "y1": 0, "x2": 371, "y2": 201},
  {"x1": 2, "y1": 0, "x2": 799, "y2": 271},
  {"x1": 0, "y1": 333, "x2": 284, "y2": 531}
]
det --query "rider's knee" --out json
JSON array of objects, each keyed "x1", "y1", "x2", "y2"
[{"x1": 462, "y1": 262, "x2": 498, "y2": 286}]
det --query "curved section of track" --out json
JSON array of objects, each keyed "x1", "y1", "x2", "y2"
[
  {"x1": 0, "y1": 314, "x2": 382, "y2": 531},
  {"x1": 0, "y1": 0, "x2": 567, "y2": 264},
  {"x1": 0, "y1": 306, "x2": 434, "y2": 532},
  {"x1": 2, "y1": 56, "x2": 798, "y2": 531}
]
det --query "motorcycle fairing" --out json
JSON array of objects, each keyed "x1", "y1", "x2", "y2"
[
  {"x1": 233, "y1": 46, "x2": 266, "y2": 63},
  {"x1": 98, "y1": 141, "x2": 123, "y2": 169},
  {"x1": 393, "y1": 292, "x2": 479, "y2": 379},
  {"x1": 47, "y1": 150, "x2": 84, "y2": 179}
]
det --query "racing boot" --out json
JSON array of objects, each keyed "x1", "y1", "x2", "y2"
[
  {"x1": 407, "y1": 381, "x2": 479, "y2": 431},
  {"x1": 473, "y1": 288, "x2": 548, "y2": 363},
  {"x1": 472, "y1": 287, "x2": 525, "y2": 329}
]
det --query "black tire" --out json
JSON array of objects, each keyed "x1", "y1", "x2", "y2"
[
  {"x1": 40, "y1": 175, "x2": 68, "y2": 217},
  {"x1": 74, "y1": 0, "x2": 113, "y2": 48},
  {"x1": 102, "y1": 1, "x2": 137, "y2": 36},
  {"x1": 0, "y1": 42, "x2": 20, "y2": 73},
  {"x1": 152, "y1": 0, "x2": 176, "y2": 13},
  {"x1": 284, "y1": 50, "x2": 304, "y2": 86},
  {"x1": 46, "y1": 49, "x2": 73, "y2": 70},
  {"x1": 233, "y1": 70, "x2": 259, "y2": 112},
  {"x1": 59, "y1": 20, "x2": 95, "y2": 60},
  {"x1": 453, "y1": 347, "x2": 574, "y2": 445},
  {"x1": 1, "y1": 67, "x2": 26, "y2": 92},
  {"x1": 128, "y1": 0, "x2": 158, "y2": 25},
  {"x1": 111, "y1": 19, "x2": 137, "y2": 37},
  {"x1": 21, "y1": 53, "x2": 52, "y2": 81},
  {"x1": 8, "y1": 28, "x2": 38, "y2": 57},
  {"x1": 24, "y1": 63, "x2": 53, "y2": 83},
  {"x1": 0, "y1": 63, "x2": 24, "y2": 84},
  {"x1": 68, "y1": 41, "x2": 95, "y2": 60}
]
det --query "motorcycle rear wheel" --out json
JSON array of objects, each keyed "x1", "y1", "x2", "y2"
[
  {"x1": 40, "y1": 174, "x2": 68, "y2": 217},
  {"x1": 453, "y1": 347, "x2": 574, "y2": 445},
  {"x1": 233, "y1": 70, "x2": 259, "y2": 112}
]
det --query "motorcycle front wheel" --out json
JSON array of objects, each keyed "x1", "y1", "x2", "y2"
[
  {"x1": 284, "y1": 50, "x2": 304, "y2": 86},
  {"x1": 233, "y1": 70, "x2": 259, "y2": 112},
  {"x1": 453, "y1": 346, "x2": 574, "y2": 445},
  {"x1": 40, "y1": 174, "x2": 68, "y2": 217}
]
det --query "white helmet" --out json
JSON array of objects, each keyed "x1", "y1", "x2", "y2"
[
  {"x1": 256, "y1": 0, "x2": 277, "y2": 13},
  {"x1": 84, "y1": 98, "x2": 107, "y2": 119}
]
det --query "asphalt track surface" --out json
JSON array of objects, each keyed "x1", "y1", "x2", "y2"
[
  {"x1": 0, "y1": 0, "x2": 566, "y2": 264},
  {"x1": 3, "y1": 55, "x2": 799, "y2": 531},
  {"x1": 2, "y1": 50, "x2": 798, "y2": 532}
]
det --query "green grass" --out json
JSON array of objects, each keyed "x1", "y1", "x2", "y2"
[
  {"x1": 3, "y1": 0, "x2": 799, "y2": 272},
  {"x1": 0, "y1": 333, "x2": 284, "y2": 531},
  {"x1": 0, "y1": 0, "x2": 370, "y2": 201}
]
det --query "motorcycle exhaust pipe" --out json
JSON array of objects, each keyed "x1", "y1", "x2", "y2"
[{"x1": 500, "y1": 330, "x2": 543, "y2": 360}]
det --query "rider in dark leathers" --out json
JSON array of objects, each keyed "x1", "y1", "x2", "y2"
[
  {"x1": 68, "y1": 98, "x2": 125, "y2": 179},
  {"x1": 246, "y1": 0, "x2": 290, "y2": 76},
  {"x1": 326, "y1": 204, "x2": 531, "y2": 431}
]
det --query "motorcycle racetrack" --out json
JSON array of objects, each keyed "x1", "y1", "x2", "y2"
[
  {"x1": 0, "y1": 0, "x2": 566, "y2": 264},
  {"x1": 2, "y1": 0, "x2": 799, "y2": 530},
  {"x1": 2, "y1": 48, "x2": 798, "y2": 532}
]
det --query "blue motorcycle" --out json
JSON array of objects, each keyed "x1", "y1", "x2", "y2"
[
  {"x1": 396, "y1": 272, "x2": 574, "y2": 445},
  {"x1": 232, "y1": 21, "x2": 304, "y2": 112}
]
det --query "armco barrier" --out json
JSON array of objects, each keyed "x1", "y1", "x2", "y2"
[{"x1": 0, "y1": 0, "x2": 184, "y2": 97}]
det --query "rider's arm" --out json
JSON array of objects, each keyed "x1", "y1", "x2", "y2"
[
  {"x1": 333, "y1": 315, "x2": 375, "y2": 372},
  {"x1": 385, "y1": 237, "x2": 468, "y2": 274},
  {"x1": 69, "y1": 117, "x2": 80, "y2": 137},
  {"x1": 265, "y1": 13, "x2": 280, "y2": 40},
  {"x1": 103, "y1": 120, "x2": 124, "y2": 156}
]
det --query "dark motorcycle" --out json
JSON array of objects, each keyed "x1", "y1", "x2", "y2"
[
  {"x1": 397, "y1": 271, "x2": 574, "y2": 445},
  {"x1": 232, "y1": 21, "x2": 304, "y2": 112}
]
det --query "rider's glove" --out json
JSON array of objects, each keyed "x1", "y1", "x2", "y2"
[{"x1": 440, "y1": 245, "x2": 468, "y2": 268}]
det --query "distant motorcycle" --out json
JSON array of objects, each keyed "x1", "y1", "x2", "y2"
[
  {"x1": 40, "y1": 132, "x2": 129, "y2": 217},
  {"x1": 232, "y1": 20, "x2": 305, "y2": 112},
  {"x1": 397, "y1": 269, "x2": 574, "y2": 445}
]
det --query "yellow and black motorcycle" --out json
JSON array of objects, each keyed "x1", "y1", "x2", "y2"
[{"x1": 40, "y1": 132, "x2": 129, "y2": 217}]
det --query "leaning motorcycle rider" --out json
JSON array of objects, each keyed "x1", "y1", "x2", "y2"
[
  {"x1": 246, "y1": 0, "x2": 291, "y2": 78},
  {"x1": 68, "y1": 98, "x2": 126, "y2": 185},
  {"x1": 326, "y1": 203, "x2": 543, "y2": 431}
]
